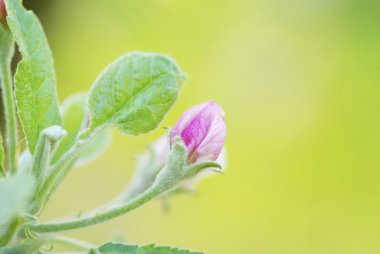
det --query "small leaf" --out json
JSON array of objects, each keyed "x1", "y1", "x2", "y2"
[
  {"x1": 88, "y1": 52, "x2": 185, "y2": 135},
  {"x1": 5, "y1": 0, "x2": 62, "y2": 153},
  {"x1": 51, "y1": 94, "x2": 87, "y2": 164},
  {"x1": 90, "y1": 243, "x2": 202, "y2": 254},
  {"x1": 52, "y1": 93, "x2": 112, "y2": 166},
  {"x1": 0, "y1": 173, "x2": 34, "y2": 224}
]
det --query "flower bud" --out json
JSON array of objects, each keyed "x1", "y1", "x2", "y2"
[
  {"x1": 0, "y1": 0, "x2": 6, "y2": 26},
  {"x1": 171, "y1": 100, "x2": 226, "y2": 163}
]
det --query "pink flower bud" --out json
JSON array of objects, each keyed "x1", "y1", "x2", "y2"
[
  {"x1": 0, "y1": 0, "x2": 6, "y2": 25},
  {"x1": 171, "y1": 100, "x2": 226, "y2": 163}
]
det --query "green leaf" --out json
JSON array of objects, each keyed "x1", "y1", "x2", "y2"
[
  {"x1": 5, "y1": 0, "x2": 62, "y2": 153},
  {"x1": 90, "y1": 243, "x2": 203, "y2": 254},
  {"x1": 0, "y1": 173, "x2": 34, "y2": 224},
  {"x1": 88, "y1": 52, "x2": 185, "y2": 135},
  {"x1": 51, "y1": 94, "x2": 87, "y2": 164},
  {"x1": 52, "y1": 93, "x2": 112, "y2": 165}
]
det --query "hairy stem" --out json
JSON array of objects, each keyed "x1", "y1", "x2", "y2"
[
  {"x1": 28, "y1": 180, "x2": 169, "y2": 233},
  {"x1": 31, "y1": 141, "x2": 83, "y2": 215},
  {"x1": 0, "y1": 41, "x2": 17, "y2": 175},
  {"x1": 28, "y1": 140, "x2": 219, "y2": 233},
  {"x1": 32, "y1": 129, "x2": 98, "y2": 215}
]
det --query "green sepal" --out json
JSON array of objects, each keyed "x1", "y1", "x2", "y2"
[{"x1": 152, "y1": 137, "x2": 221, "y2": 194}]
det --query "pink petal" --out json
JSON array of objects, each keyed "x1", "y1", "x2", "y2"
[{"x1": 171, "y1": 101, "x2": 226, "y2": 163}]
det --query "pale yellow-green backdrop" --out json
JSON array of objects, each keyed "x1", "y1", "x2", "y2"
[{"x1": 26, "y1": 0, "x2": 380, "y2": 253}]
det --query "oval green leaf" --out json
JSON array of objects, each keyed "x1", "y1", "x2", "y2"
[{"x1": 88, "y1": 52, "x2": 185, "y2": 135}]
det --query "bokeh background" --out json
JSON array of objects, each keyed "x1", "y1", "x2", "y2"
[{"x1": 22, "y1": 0, "x2": 380, "y2": 253}]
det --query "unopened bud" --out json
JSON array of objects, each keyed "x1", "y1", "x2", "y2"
[{"x1": 171, "y1": 100, "x2": 226, "y2": 163}]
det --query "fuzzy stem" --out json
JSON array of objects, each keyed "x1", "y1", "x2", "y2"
[
  {"x1": 28, "y1": 179, "x2": 169, "y2": 233},
  {"x1": 0, "y1": 41, "x2": 17, "y2": 175},
  {"x1": 31, "y1": 141, "x2": 83, "y2": 215},
  {"x1": 32, "y1": 129, "x2": 98, "y2": 215}
]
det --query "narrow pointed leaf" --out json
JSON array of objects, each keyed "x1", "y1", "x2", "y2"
[
  {"x1": 88, "y1": 52, "x2": 185, "y2": 135},
  {"x1": 5, "y1": 0, "x2": 61, "y2": 153}
]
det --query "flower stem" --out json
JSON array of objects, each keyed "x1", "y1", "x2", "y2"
[
  {"x1": 31, "y1": 140, "x2": 84, "y2": 215},
  {"x1": 28, "y1": 138, "x2": 220, "y2": 234},
  {"x1": 32, "y1": 128, "x2": 99, "y2": 215},
  {"x1": 0, "y1": 38, "x2": 17, "y2": 175},
  {"x1": 29, "y1": 182, "x2": 166, "y2": 233}
]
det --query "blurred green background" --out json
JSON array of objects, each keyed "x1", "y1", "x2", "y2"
[{"x1": 23, "y1": 0, "x2": 380, "y2": 253}]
